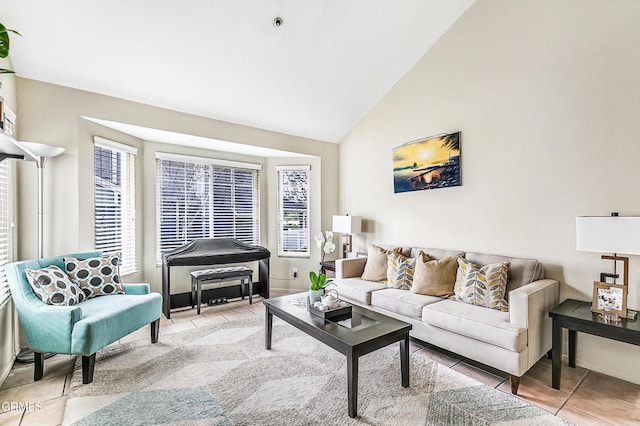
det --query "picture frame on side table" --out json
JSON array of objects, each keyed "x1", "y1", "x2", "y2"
[{"x1": 592, "y1": 281, "x2": 627, "y2": 319}]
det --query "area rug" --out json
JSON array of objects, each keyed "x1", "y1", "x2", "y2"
[{"x1": 62, "y1": 316, "x2": 566, "y2": 425}]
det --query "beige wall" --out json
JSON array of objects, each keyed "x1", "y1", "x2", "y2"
[
  {"x1": 14, "y1": 78, "x2": 339, "y2": 295},
  {"x1": 339, "y1": 0, "x2": 640, "y2": 383}
]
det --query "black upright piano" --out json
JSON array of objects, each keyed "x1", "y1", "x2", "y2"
[{"x1": 161, "y1": 238, "x2": 270, "y2": 318}]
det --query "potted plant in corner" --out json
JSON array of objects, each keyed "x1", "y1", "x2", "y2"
[{"x1": 309, "y1": 230, "x2": 336, "y2": 303}]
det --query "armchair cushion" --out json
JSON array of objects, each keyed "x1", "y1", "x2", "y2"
[
  {"x1": 25, "y1": 265, "x2": 85, "y2": 306},
  {"x1": 64, "y1": 254, "x2": 124, "y2": 299}
]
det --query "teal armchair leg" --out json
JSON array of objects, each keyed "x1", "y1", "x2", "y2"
[
  {"x1": 151, "y1": 319, "x2": 160, "y2": 343},
  {"x1": 34, "y1": 352, "x2": 44, "y2": 381},
  {"x1": 82, "y1": 354, "x2": 96, "y2": 384}
]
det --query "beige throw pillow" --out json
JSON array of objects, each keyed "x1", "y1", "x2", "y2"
[
  {"x1": 361, "y1": 244, "x2": 402, "y2": 282},
  {"x1": 411, "y1": 254, "x2": 459, "y2": 297}
]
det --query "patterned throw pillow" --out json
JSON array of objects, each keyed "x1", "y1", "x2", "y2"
[
  {"x1": 386, "y1": 252, "x2": 418, "y2": 289},
  {"x1": 452, "y1": 257, "x2": 510, "y2": 311},
  {"x1": 361, "y1": 244, "x2": 402, "y2": 282},
  {"x1": 64, "y1": 254, "x2": 125, "y2": 299},
  {"x1": 25, "y1": 265, "x2": 86, "y2": 306}
]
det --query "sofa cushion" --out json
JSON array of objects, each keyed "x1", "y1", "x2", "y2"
[
  {"x1": 371, "y1": 288, "x2": 442, "y2": 320},
  {"x1": 361, "y1": 244, "x2": 402, "y2": 282},
  {"x1": 387, "y1": 252, "x2": 420, "y2": 290},
  {"x1": 64, "y1": 254, "x2": 125, "y2": 299},
  {"x1": 410, "y1": 247, "x2": 464, "y2": 260},
  {"x1": 465, "y1": 252, "x2": 543, "y2": 293},
  {"x1": 452, "y1": 258, "x2": 510, "y2": 311},
  {"x1": 334, "y1": 278, "x2": 386, "y2": 305},
  {"x1": 423, "y1": 299, "x2": 527, "y2": 352},
  {"x1": 25, "y1": 265, "x2": 85, "y2": 306},
  {"x1": 411, "y1": 255, "x2": 459, "y2": 297}
]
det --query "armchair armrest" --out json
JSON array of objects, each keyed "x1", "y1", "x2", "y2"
[
  {"x1": 336, "y1": 257, "x2": 367, "y2": 279},
  {"x1": 509, "y1": 278, "x2": 560, "y2": 366},
  {"x1": 123, "y1": 283, "x2": 151, "y2": 295},
  {"x1": 20, "y1": 303, "x2": 83, "y2": 354}
]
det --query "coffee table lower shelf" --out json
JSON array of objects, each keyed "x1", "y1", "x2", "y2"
[{"x1": 264, "y1": 293, "x2": 412, "y2": 418}]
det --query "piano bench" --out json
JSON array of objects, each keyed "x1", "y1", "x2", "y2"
[{"x1": 190, "y1": 267, "x2": 254, "y2": 314}]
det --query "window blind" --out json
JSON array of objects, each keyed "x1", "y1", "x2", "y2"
[
  {"x1": 94, "y1": 139, "x2": 137, "y2": 275},
  {"x1": 156, "y1": 158, "x2": 259, "y2": 264},
  {"x1": 277, "y1": 167, "x2": 310, "y2": 257},
  {"x1": 0, "y1": 161, "x2": 11, "y2": 305}
]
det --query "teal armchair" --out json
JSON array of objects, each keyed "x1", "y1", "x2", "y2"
[{"x1": 5, "y1": 252, "x2": 162, "y2": 384}]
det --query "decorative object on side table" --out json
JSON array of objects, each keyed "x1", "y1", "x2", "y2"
[
  {"x1": 576, "y1": 212, "x2": 640, "y2": 320},
  {"x1": 332, "y1": 214, "x2": 362, "y2": 259},
  {"x1": 592, "y1": 282, "x2": 627, "y2": 322}
]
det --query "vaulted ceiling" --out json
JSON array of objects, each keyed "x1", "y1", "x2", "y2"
[{"x1": 1, "y1": 0, "x2": 474, "y2": 143}]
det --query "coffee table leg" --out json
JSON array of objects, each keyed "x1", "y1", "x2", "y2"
[
  {"x1": 400, "y1": 332, "x2": 409, "y2": 387},
  {"x1": 347, "y1": 348, "x2": 358, "y2": 418},
  {"x1": 265, "y1": 306, "x2": 273, "y2": 350}
]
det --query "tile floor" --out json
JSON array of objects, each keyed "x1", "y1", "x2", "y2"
[{"x1": 0, "y1": 293, "x2": 639, "y2": 425}]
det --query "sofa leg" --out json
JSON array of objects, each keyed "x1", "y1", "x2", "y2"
[
  {"x1": 151, "y1": 319, "x2": 160, "y2": 343},
  {"x1": 510, "y1": 375, "x2": 521, "y2": 395},
  {"x1": 82, "y1": 353, "x2": 96, "y2": 384},
  {"x1": 34, "y1": 352, "x2": 44, "y2": 381},
  {"x1": 547, "y1": 349, "x2": 552, "y2": 359}
]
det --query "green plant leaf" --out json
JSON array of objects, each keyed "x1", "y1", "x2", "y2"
[
  {"x1": 0, "y1": 24, "x2": 20, "y2": 59},
  {"x1": 0, "y1": 68, "x2": 15, "y2": 74}
]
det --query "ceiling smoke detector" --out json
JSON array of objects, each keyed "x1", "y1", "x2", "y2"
[{"x1": 273, "y1": 17, "x2": 283, "y2": 27}]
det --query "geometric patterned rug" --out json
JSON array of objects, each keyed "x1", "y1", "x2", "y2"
[{"x1": 62, "y1": 316, "x2": 568, "y2": 425}]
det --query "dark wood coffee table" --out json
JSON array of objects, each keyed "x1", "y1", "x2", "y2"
[{"x1": 264, "y1": 293, "x2": 412, "y2": 418}]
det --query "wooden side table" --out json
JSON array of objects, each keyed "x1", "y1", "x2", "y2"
[
  {"x1": 320, "y1": 260, "x2": 336, "y2": 275},
  {"x1": 548, "y1": 299, "x2": 640, "y2": 390}
]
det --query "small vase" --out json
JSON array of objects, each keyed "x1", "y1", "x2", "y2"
[{"x1": 309, "y1": 289, "x2": 324, "y2": 304}]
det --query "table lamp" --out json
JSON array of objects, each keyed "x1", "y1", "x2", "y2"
[
  {"x1": 332, "y1": 215, "x2": 362, "y2": 259},
  {"x1": 576, "y1": 212, "x2": 640, "y2": 320}
]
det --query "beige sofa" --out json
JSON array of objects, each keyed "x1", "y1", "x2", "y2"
[{"x1": 334, "y1": 246, "x2": 559, "y2": 394}]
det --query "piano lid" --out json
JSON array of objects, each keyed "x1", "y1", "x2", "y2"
[{"x1": 162, "y1": 238, "x2": 270, "y2": 266}]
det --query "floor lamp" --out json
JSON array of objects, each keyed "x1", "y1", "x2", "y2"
[
  {"x1": 15, "y1": 141, "x2": 65, "y2": 363},
  {"x1": 18, "y1": 141, "x2": 65, "y2": 258}
]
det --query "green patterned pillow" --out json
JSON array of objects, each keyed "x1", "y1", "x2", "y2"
[
  {"x1": 386, "y1": 252, "x2": 416, "y2": 290},
  {"x1": 452, "y1": 257, "x2": 510, "y2": 311}
]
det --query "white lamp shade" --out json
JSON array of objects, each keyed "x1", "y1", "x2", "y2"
[
  {"x1": 332, "y1": 215, "x2": 362, "y2": 234},
  {"x1": 576, "y1": 216, "x2": 640, "y2": 255},
  {"x1": 18, "y1": 141, "x2": 65, "y2": 159}
]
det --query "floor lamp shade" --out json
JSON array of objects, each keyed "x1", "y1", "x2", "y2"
[
  {"x1": 576, "y1": 216, "x2": 640, "y2": 255},
  {"x1": 18, "y1": 141, "x2": 65, "y2": 258}
]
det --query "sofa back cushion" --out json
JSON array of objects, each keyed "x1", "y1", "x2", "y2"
[
  {"x1": 410, "y1": 247, "x2": 464, "y2": 261},
  {"x1": 361, "y1": 244, "x2": 402, "y2": 282},
  {"x1": 464, "y1": 252, "x2": 543, "y2": 293}
]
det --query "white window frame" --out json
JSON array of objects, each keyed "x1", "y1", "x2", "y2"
[
  {"x1": 277, "y1": 165, "x2": 310, "y2": 257},
  {"x1": 93, "y1": 137, "x2": 137, "y2": 275},
  {"x1": 0, "y1": 159, "x2": 13, "y2": 306},
  {"x1": 155, "y1": 153, "x2": 261, "y2": 265}
]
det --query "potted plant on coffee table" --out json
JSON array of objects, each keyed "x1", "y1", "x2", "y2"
[
  {"x1": 308, "y1": 230, "x2": 336, "y2": 303},
  {"x1": 309, "y1": 271, "x2": 332, "y2": 303}
]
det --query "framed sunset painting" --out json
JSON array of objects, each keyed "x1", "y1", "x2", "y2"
[{"x1": 393, "y1": 132, "x2": 461, "y2": 193}]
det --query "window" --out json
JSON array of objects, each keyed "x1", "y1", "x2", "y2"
[
  {"x1": 94, "y1": 137, "x2": 137, "y2": 275},
  {"x1": 156, "y1": 153, "x2": 260, "y2": 264},
  {"x1": 0, "y1": 160, "x2": 12, "y2": 305},
  {"x1": 277, "y1": 166, "x2": 310, "y2": 257}
]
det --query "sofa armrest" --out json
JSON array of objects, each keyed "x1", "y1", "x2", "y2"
[
  {"x1": 123, "y1": 283, "x2": 151, "y2": 295},
  {"x1": 336, "y1": 257, "x2": 367, "y2": 279},
  {"x1": 20, "y1": 303, "x2": 83, "y2": 354},
  {"x1": 509, "y1": 278, "x2": 560, "y2": 367}
]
